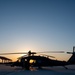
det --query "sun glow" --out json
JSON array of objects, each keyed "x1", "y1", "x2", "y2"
[{"x1": 29, "y1": 59, "x2": 36, "y2": 64}]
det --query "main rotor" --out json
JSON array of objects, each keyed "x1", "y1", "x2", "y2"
[
  {"x1": 0, "y1": 50, "x2": 64, "y2": 55},
  {"x1": 0, "y1": 50, "x2": 65, "y2": 59}
]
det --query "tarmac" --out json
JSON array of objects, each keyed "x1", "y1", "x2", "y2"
[{"x1": 0, "y1": 64, "x2": 75, "y2": 75}]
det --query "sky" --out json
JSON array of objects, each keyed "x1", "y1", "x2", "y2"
[{"x1": 0, "y1": 0, "x2": 75, "y2": 61}]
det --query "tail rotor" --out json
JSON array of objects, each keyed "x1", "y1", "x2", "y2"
[{"x1": 67, "y1": 46, "x2": 75, "y2": 54}]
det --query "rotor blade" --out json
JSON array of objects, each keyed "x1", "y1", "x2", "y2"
[
  {"x1": 36, "y1": 52, "x2": 55, "y2": 58},
  {"x1": 37, "y1": 51, "x2": 65, "y2": 53},
  {"x1": 0, "y1": 52, "x2": 28, "y2": 55},
  {"x1": 0, "y1": 50, "x2": 64, "y2": 55},
  {"x1": 40, "y1": 54, "x2": 55, "y2": 58},
  {"x1": 18, "y1": 55, "x2": 28, "y2": 59},
  {"x1": 67, "y1": 52, "x2": 73, "y2": 54}
]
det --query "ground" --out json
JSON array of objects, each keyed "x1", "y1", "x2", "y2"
[{"x1": 0, "y1": 64, "x2": 75, "y2": 75}]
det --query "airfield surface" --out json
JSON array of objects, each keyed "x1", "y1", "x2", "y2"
[{"x1": 0, "y1": 64, "x2": 75, "y2": 75}]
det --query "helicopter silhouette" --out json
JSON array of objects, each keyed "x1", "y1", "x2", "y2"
[{"x1": 0, "y1": 46, "x2": 75, "y2": 70}]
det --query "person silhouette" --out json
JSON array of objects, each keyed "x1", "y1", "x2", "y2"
[{"x1": 28, "y1": 50, "x2": 31, "y2": 56}]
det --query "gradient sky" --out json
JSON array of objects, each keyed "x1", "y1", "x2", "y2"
[{"x1": 0, "y1": 0, "x2": 75, "y2": 61}]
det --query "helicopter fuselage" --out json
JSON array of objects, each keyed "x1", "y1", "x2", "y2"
[{"x1": 11, "y1": 55, "x2": 67, "y2": 70}]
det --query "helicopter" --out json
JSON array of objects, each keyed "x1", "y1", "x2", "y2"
[{"x1": 0, "y1": 46, "x2": 75, "y2": 70}]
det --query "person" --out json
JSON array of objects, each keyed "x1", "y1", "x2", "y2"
[
  {"x1": 28, "y1": 50, "x2": 31, "y2": 56},
  {"x1": 25, "y1": 60, "x2": 30, "y2": 70}
]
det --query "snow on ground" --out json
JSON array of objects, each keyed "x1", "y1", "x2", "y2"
[{"x1": 0, "y1": 64, "x2": 75, "y2": 75}]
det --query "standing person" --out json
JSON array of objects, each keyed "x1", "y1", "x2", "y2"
[{"x1": 28, "y1": 50, "x2": 31, "y2": 56}]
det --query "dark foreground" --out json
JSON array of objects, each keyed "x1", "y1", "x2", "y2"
[{"x1": 0, "y1": 64, "x2": 75, "y2": 75}]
